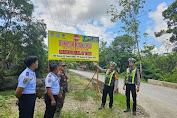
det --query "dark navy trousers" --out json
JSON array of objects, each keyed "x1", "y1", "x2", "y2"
[
  {"x1": 125, "y1": 84, "x2": 137, "y2": 111},
  {"x1": 101, "y1": 85, "x2": 114, "y2": 107},
  {"x1": 44, "y1": 93, "x2": 58, "y2": 118},
  {"x1": 18, "y1": 94, "x2": 36, "y2": 118}
]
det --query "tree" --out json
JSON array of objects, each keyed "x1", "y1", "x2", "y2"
[
  {"x1": 0, "y1": 0, "x2": 47, "y2": 78},
  {"x1": 141, "y1": 43, "x2": 156, "y2": 61},
  {"x1": 111, "y1": 34, "x2": 136, "y2": 72},
  {"x1": 0, "y1": 0, "x2": 34, "y2": 78},
  {"x1": 108, "y1": 0, "x2": 147, "y2": 78},
  {"x1": 155, "y1": 1, "x2": 177, "y2": 49}
]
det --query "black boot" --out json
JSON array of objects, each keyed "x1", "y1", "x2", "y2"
[
  {"x1": 109, "y1": 106, "x2": 112, "y2": 110},
  {"x1": 55, "y1": 108, "x2": 61, "y2": 117},
  {"x1": 98, "y1": 105, "x2": 105, "y2": 110},
  {"x1": 124, "y1": 109, "x2": 130, "y2": 112},
  {"x1": 132, "y1": 111, "x2": 136, "y2": 115}
]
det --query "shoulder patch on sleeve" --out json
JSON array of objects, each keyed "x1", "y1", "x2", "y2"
[
  {"x1": 23, "y1": 77, "x2": 28, "y2": 84},
  {"x1": 49, "y1": 74, "x2": 51, "y2": 77},
  {"x1": 48, "y1": 78, "x2": 52, "y2": 83},
  {"x1": 26, "y1": 72, "x2": 29, "y2": 76},
  {"x1": 115, "y1": 72, "x2": 119, "y2": 79}
]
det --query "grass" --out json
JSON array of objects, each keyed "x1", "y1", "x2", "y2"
[
  {"x1": 0, "y1": 90, "x2": 16, "y2": 118},
  {"x1": 58, "y1": 108, "x2": 89, "y2": 118},
  {"x1": 67, "y1": 74, "x2": 101, "y2": 101},
  {"x1": 0, "y1": 90, "x2": 15, "y2": 97},
  {"x1": 0, "y1": 90, "x2": 16, "y2": 101},
  {"x1": 94, "y1": 93, "x2": 133, "y2": 118}
]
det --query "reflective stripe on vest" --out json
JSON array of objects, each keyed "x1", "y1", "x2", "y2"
[
  {"x1": 105, "y1": 69, "x2": 116, "y2": 86},
  {"x1": 126, "y1": 68, "x2": 136, "y2": 84}
]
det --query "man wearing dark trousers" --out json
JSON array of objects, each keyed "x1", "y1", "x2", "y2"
[
  {"x1": 56, "y1": 62, "x2": 68, "y2": 117},
  {"x1": 44, "y1": 64, "x2": 62, "y2": 118},
  {"x1": 123, "y1": 58, "x2": 140, "y2": 115},
  {"x1": 15, "y1": 56, "x2": 38, "y2": 118},
  {"x1": 93, "y1": 61, "x2": 119, "y2": 110}
]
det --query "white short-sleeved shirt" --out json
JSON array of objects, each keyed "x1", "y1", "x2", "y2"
[
  {"x1": 45, "y1": 72, "x2": 60, "y2": 95},
  {"x1": 18, "y1": 67, "x2": 36, "y2": 94}
]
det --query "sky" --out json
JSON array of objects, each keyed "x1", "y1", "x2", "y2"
[{"x1": 31, "y1": 0, "x2": 176, "y2": 54}]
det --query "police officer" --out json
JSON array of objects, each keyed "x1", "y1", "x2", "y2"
[
  {"x1": 123, "y1": 58, "x2": 140, "y2": 115},
  {"x1": 56, "y1": 62, "x2": 68, "y2": 116},
  {"x1": 44, "y1": 64, "x2": 62, "y2": 118},
  {"x1": 93, "y1": 61, "x2": 119, "y2": 110},
  {"x1": 15, "y1": 56, "x2": 38, "y2": 118}
]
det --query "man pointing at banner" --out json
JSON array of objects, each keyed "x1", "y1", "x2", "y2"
[{"x1": 93, "y1": 61, "x2": 119, "y2": 110}]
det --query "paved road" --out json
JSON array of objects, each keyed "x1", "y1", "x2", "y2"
[{"x1": 69, "y1": 69, "x2": 177, "y2": 118}]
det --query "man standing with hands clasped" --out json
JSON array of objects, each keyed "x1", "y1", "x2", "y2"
[
  {"x1": 44, "y1": 64, "x2": 62, "y2": 118},
  {"x1": 123, "y1": 58, "x2": 140, "y2": 115},
  {"x1": 93, "y1": 61, "x2": 119, "y2": 110},
  {"x1": 15, "y1": 56, "x2": 38, "y2": 118},
  {"x1": 56, "y1": 62, "x2": 68, "y2": 117}
]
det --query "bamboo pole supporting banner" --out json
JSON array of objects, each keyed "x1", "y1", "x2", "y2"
[{"x1": 96, "y1": 62, "x2": 99, "y2": 104}]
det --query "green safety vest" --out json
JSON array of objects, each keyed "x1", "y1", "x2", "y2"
[
  {"x1": 105, "y1": 69, "x2": 116, "y2": 86},
  {"x1": 126, "y1": 67, "x2": 136, "y2": 84}
]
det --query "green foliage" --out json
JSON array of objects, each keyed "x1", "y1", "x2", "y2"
[
  {"x1": 154, "y1": 53, "x2": 177, "y2": 73},
  {"x1": 99, "y1": 35, "x2": 137, "y2": 73},
  {"x1": 155, "y1": 1, "x2": 177, "y2": 45},
  {"x1": 162, "y1": 67, "x2": 177, "y2": 83},
  {"x1": 0, "y1": 0, "x2": 34, "y2": 77},
  {"x1": 119, "y1": 72, "x2": 125, "y2": 79},
  {"x1": 136, "y1": 59, "x2": 162, "y2": 80},
  {"x1": 0, "y1": 0, "x2": 47, "y2": 78}
]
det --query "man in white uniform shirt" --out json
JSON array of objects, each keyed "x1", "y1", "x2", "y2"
[
  {"x1": 15, "y1": 56, "x2": 38, "y2": 118},
  {"x1": 44, "y1": 64, "x2": 62, "y2": 118}
]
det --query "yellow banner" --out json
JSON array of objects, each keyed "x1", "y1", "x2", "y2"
[{"x1": 48, "y1": 31, "x2": 99, "y2": 61}]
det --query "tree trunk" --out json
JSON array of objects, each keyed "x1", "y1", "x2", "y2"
[
  {"x1": 0, "y1": 45, "x2": 15, "y2": 78},
  {"x1": 135, "y1": 32, "x2": 143, "y2": 79}
]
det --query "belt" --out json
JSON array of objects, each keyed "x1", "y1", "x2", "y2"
[{"x1": 22, "y1": 94, "x2": 36, "y2": 96}]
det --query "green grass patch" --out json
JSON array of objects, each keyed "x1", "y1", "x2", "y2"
[
  {"x1": 100, "y1": 73, "x2": 105, "y2": 75},
  {"x1": 35, "y1": 112, "x2": 44, "y2": 118},
  {"x1": 95, "y1": 93, "x2": 133, "y2": 118},
  {"x1": 0, "y1": 91, "x2": 16, "y2": 118},
  {"x1": 58, "y1": 108, "x2": 89, "y2": 118},
  {"x1": 113, "y1": 93, "x2": 133, "y2": 109},
  {"x1": 73, "y1": 90, "x2": 101, "y2": 101},
  {"x1": 74, "y1": 90, "x2": 87, "y2": 101},
  {"x1": 0, "y1": 90, "x2": 15, "y2": 99},
  {"x1": 69, "y1": 76, "x2": 83, "y2": 85}
]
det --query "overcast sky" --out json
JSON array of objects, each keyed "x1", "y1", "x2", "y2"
[{"x1": 31, "y1": 0, "x2": 175, "y2": 54}]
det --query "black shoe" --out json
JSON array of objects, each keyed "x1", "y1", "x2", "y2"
[
  {"x1": 124, "y1": 109, "x2": 130, "y2": 112},
  {"x1": 98, "y1": 105, "x2": 105, "y2": 110},
  {"x1": 133, "y1": 111, "x2": 136, "y2": 115},
  {"x1": 109, "y1": 106, "x2": 112, "y2": 110}
]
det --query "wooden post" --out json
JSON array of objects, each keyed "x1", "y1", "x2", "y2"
[
  {"x1": 48, "y1": 61, "x2": 49, "y2": 73},
  {"x1": 96, "y1": 62, "x2": 99, "y2": 104}
]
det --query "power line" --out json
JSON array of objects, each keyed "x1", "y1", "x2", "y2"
[
  {"x1": 44, "y1": 0, "x2": 58, "y2": 31},
  {"x1": 54, "y1": 0, "x2": 62, "y2": 31},
  {"x1": 64, "y1": 0, "x2": 67, "y2": 32}
]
